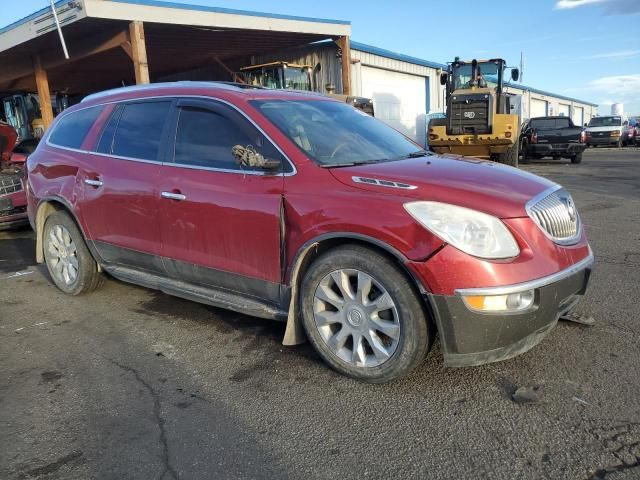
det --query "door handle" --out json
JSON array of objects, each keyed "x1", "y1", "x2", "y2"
[
  {"x1": 161, "y1": 191, "x2": 186, "y2": 201},
  {"x1": 84, "y1": 179, "x2": 103, "y2": 187}
]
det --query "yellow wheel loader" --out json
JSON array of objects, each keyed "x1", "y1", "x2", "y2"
[
  {"x1": 428, "y1": 58, "x2": 520, "y2": 166},
  {"x1": 236, "y1": 62, "x2": 375, "y2": 116}
]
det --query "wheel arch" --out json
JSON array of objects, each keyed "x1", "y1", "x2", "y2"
[
  {"x1": 282, "y1": 232, "x2": 434, "y2": 346},
  {"x1": 34, "y1": 196, "x2": 93, "y2": 266}
]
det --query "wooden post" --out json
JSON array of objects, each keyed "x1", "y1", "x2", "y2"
[
  {"x1": 336, "y1": 36, "x2": 352, "y2": 96},
  {"x1": 129, "y1": 21, "x2": 150, "y2": 84},
  {"x1": 33, "y1": 56, "x2": 54, "y2": 129}
]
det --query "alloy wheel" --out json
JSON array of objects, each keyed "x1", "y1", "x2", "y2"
[
  {"x1": 47, "y1": 224, "x2": 79, "y2": 285},
  {"x1": 313, "y1": 269, "x2": 400, "y2": 367}
]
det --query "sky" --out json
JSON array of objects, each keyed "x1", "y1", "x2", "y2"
[{"x1": 2, "y1": 0, "x2": 639, "y2": 115}]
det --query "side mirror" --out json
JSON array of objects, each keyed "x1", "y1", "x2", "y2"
[
  {"x1": 511, "y1": 68, "x2": 520, "y2": 82},
  {"x1": 440, "y1": 72, "x2": 448, "y2": 86},
  {"x1": 232, "y1": 145, "x2": 280, "y2": 171}
]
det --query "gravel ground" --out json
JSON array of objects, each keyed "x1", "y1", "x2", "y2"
[{"x1": 1, "y1": 147, "x2": 639, "y2": 480}]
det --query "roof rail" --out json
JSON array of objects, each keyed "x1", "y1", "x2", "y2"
[{"x1": 81, "y1": 81, "x2": 242, "y2": 103}]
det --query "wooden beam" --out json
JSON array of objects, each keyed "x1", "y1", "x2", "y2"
[
  {"x1": 213, "y1": 56, "x2": 244, "y2": 83},
  {"x1": 0, "y1": 30, "x2": 131, "y2": 85},
  {"x1": 335, "y1": 36, "x2": 352, "y2": 96},
  {"x1": 33, "y1": 56, "x2": 54, "y2": 129},
  {"x1": 128, "y1": 21, "x2": 150, "y2": 84},
  {"x1": 120, "y1": 41, "x2": 133, "y2": 61}
]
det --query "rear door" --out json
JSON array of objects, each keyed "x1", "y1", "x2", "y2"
[
  {"x1": 80, "y1": 99, "x2": 174, "y2": 272},
  {"x1": 157, "y1": 98, "x2": 289, "y2": 305}
]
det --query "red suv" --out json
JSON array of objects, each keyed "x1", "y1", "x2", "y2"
[{"x1": 26, "y1": 82, "x2": 593, "y2": 382}]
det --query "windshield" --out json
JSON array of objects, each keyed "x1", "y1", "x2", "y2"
[
  {"x1": 452, "y1": 61, "x2": 500, "y2": 90},
  {"x1": 244, "y1": 68, "x2": 282, "y2": 89},
  {"x1": 283, "y1": 68, "x2": 311, "y2": 90},
  {"x1": 588, "y1": 116, "x2": 622, "y2": 127},
  {"x1": 251, "y1": 100, "x2": 423, "y2": 166}
]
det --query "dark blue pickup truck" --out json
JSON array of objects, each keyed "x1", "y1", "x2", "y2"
[{"x1": 519, "y1": 116, "x2": 586, "y2": 164}]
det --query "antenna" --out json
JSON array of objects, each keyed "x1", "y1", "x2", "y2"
[
  {"x1": 520, "y1": 51, "x2": 525, "y2": 83},
  {"x1": 50, "y1": 0, "x2": 70, "y2": 59}
]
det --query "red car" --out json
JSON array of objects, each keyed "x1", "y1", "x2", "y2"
[
  {"x1": 0, "y1": 122, "x2": 29, "y2": 230},
  {"x1": 26, "y1": 83, "x2": 593, "y2": 382}
]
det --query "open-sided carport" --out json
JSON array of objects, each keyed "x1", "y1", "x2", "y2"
[{"x1": 0, "y1": 0, "x2": 352, "y2": 128}]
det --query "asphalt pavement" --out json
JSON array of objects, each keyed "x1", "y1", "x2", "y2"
[{"x1": 1, "y1": 147, "x2": 639, "y2": 480}]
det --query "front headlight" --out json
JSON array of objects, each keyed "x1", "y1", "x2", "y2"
[{"x1": 404, "y1": 201, "x2": 520, "y2": 259}]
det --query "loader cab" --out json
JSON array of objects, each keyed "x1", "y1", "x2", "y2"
[
  {"x1": 237, "y1": 62, "x2": 313, "y2": 91},
  {"x1": 439, "y1": 58, "x2": 519, "y2": 135}
]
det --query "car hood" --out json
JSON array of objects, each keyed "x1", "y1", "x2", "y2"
[
  {"x1": 586, "y1": 126, "x2": 621, "y2": 133},
  {"x1": 329, "y1": 154, "x2": 557, "y2": 218},
  {"x1": 0, "y1": 122, "x2": 18, "y2": 160}
]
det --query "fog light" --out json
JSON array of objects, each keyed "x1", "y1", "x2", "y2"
[{"x1": 462, "y1": 290, "x2": 534, "y2": 313}]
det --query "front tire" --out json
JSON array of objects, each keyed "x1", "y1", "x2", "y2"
[
  {"x1": 571, "y1": 152, "x2": 583, "y2": 164},
  {"x1": 497, "y1": 141, "x2": 519, "y2": 167},
  {"x1": 43, "y1": 211, "x2": 103, "y2": 295},
  {"x1": 300, "y1": 245, "x2": 432, "y2": 383}
]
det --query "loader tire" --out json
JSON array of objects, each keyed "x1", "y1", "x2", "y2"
[{"x1": 497, "y1": 141, "x2": 519, "y2": 168}]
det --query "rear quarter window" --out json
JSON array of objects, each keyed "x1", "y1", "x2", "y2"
[{"x1": 48, "y1": 106, "x2": 105, "y2": 149}]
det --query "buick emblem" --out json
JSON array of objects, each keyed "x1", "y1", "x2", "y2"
[
  {"x1": 463, "y1": 111, "x2": 476, "y2": 119},
  {"x1": 560, "y1": 195, "x2": 577, "y2": 222}
]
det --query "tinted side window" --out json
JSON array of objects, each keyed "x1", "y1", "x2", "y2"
[
  {"x1": 96, "y1": 105, "x2": 122, "y2": 154},
  {"x1": 49, "y1": 106, "x2": 104, "y2": 149},
  {"x1": 174, "y1": 106, "x2": 285, "y2": 171},
  {"x1": 111, "y1": 102, "x2": 171, "y2": 160}
]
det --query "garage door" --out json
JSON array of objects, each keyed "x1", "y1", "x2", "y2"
[
  {"x1": 360, "y1": 66, "x2": 427, "y2": 146},
  {"x1": 572, "y1": 107, "x2": 584, "y2": 127},
  {"x1": 558, "y1": 104, "x2": 570, "y2": 117},
  {"x1": 530, "y1": 98, "x2": 548, "y2": 118}
]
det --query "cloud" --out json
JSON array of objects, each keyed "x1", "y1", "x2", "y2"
[
  {"x1": 555, "y1": 0, "x2": 608, "y2": 8},
  {"x1": 554, "y1": 0, "x2": 640, "y2": 14},
  {"x1": 588, "y1": 74, "x2": 640, "y2": 94},
  {"x1": 589, "y1": 50, "x2": 640, "y2": 59}
]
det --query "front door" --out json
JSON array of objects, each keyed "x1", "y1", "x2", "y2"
[
  {"x1": 81, "y1": 99, "x2": 173, "y2": 272},
  {"x1": 157, "y1": 98, "x2": 290, "y2": 305}
]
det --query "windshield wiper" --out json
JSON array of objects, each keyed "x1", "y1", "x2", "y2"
[
  {"x1": 320, "y1": 159, "x2": 386, "y2": 168},
  {"x1": 403, "y1": 150, "x2": 429, "y2": 159}
]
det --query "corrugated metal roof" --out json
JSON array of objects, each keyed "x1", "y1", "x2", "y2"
[
  {"x1": 0, "y1": 0, "x2": 74, "y2": 36},
  {"x1": 106, "y1": 0, "x2": 350, "y2": 24},
  {"x1": 0, "y1": 0, "x2": 350, "y2": 37},
  {"x1": 350, "y1": 41, "x2": 446, "y2": 70}
]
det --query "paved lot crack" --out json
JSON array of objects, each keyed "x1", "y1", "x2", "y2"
[
  {"x1": 584, "y1": 422, "x2": 640, "y2": 479},
  {"x1": 107, "y1": 358, "x2": 179, "y2": 480}
]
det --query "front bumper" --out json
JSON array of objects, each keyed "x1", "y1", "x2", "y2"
[
  {"x1": 587, "y1": 136, "x2": 617, "y2": 146},
  {"x1": 0, "y1": 191, "x2": 28, "y2": 230},
  {"x1": 528, "y1": 143, "x2": 585, "y2": 156},
  {"x1": 427, "y1": 252, "x2": 594, "y2": 367}
]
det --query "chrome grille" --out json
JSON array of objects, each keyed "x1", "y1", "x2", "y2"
[
  {"x1": 0, "y1": 174, "x2": 23, "y2": 195},
  {"x1": 527, "y1": 187, "x2": 580, "y2": 245}
]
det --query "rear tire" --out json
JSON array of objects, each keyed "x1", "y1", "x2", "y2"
[
  {"x1": 519, "y1": 139, "x2": 530, "y2": 164},
  {"x1": 43, "y1": 211, "x2": 103, "y2": 295},
  {"x1": 300, "y1": 245, "x2": 432, "y2": 383},
  {"x1": 497, "y1": 141, "x2": 519, "y2": 167},
  {"x1": 571, "y1": 152, "x2": 583, "y2": 164}
]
